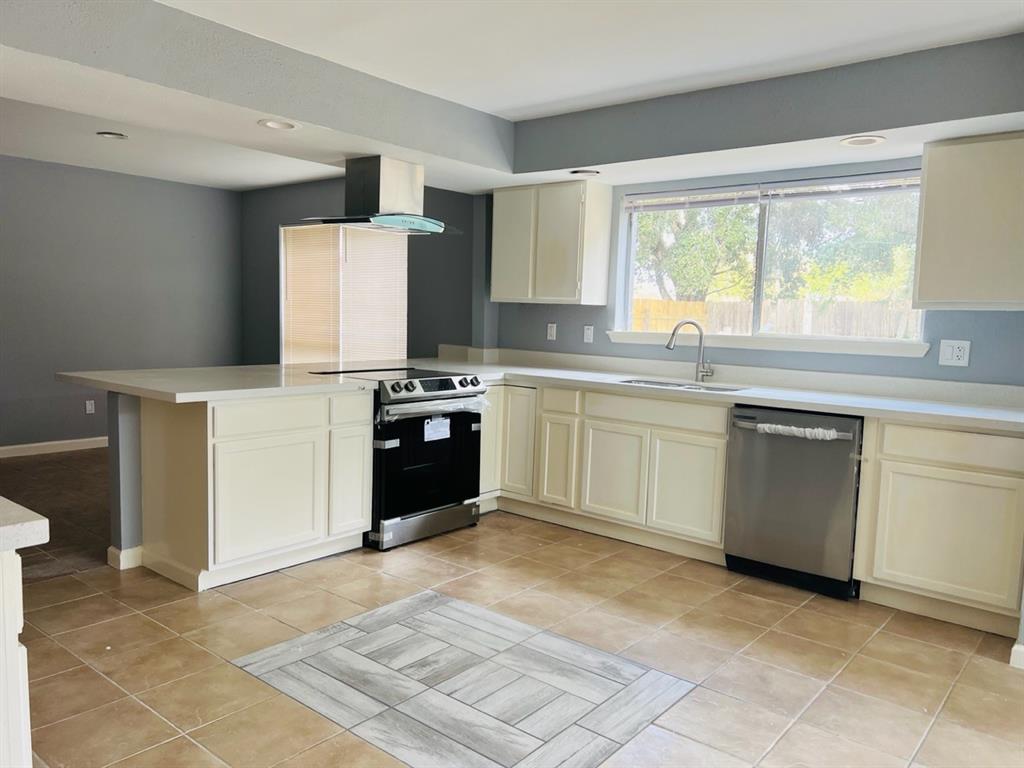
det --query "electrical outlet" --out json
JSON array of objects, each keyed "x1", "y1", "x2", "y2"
[
  {"x1": 546, "y1": 323, "x2": 557, "y2": 341},
  {"x1": 939, "y1": 339, "x2": 971, "y2": 367},
  {"x1": 583, "y1": 325, "x2": 594, "y2": 344},
  {"x1": 85, "y1": 399, "x2": 96, "y2": 415}
]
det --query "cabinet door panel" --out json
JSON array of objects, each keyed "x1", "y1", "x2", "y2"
[
  {"x1": 329, "y1": 425, "x2": 372, "y2": 537},
  {"x1": 213, "y1": 431, "x2": 326, "y2": 564},
  {"x1": 538, "y1": 413, "x2": 579, "y2": 508},
  {"x1": 534, "y1": 182, "x2": 583, "y2": 301},
  {"x1": 491, "y1": 187, "x2": 536, "y2": 301},
  {"x1": 480, "y1": 386, "x2": 505, "y2": 495},
  {"x1": 580, "y1": 419, "x2": 649, "y2": 523},
  {"x1": 647, "y1": 430, "x2": 726, "y2": 544},
  {"x1": 874, "y1": 460, "x2": 1024, "y2": 609},
  {"x1": 915, "y1": 135, "x2": 1024, "y2": 308},
  {"x1": 501, "y1": 387, "x2": 537, "y2": 497}
]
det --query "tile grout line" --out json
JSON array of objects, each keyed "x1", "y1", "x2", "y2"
[
  {"x1": 29, "y1": 585, "x2": 288, "y2": 768},
  {"x1": 904, "y1": 629, "x2": 985, "y2": 767},
  {"x1": 747, "y1": 605, "x2": 891, "y2": 766}
]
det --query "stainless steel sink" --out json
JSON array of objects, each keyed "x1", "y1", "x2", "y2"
[{"x1": 620, "y1": 379, "x2": 744, "y2": 393}]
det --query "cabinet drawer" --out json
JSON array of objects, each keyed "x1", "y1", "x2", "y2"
[
  {"x1": 330, "y1": 391, "x2": 372, "y2": 426},
  {"x1": 212, "y1": 396, "x2": 327, "y2": 439},
  {"x1": 881, "y1": 424, "x2": 1024, "y2": 475},
  {"x1": 584, "y1": 392, "x2": 727, "y2": 435},
  {"x1": 542, "y1": 388, "x2": 582, "y2": 414}
]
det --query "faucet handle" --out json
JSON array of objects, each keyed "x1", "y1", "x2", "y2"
[{"x1": 700, "y1": 360, "x2": 714, "y2": 380}]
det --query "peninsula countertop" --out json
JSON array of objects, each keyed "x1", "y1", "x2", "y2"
[{"x1": 58, "y1": 360, "x2": 1024, "y2": 435}]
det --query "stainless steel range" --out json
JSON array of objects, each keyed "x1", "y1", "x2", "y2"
[{"x1": 347, "y1": 368, "x2": 487, "y2": 550}]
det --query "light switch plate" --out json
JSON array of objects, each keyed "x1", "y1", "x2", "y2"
[
  {"x1": 583, "y1": 325, "x2": 594, "y2": 343},
  {"x1": 938, "y1": 339, "x2": 970, "y2": 367},
  {"x1": 546, "y1": 323, "x2": 557, "y2": 341},
  {"x1": 85, "y1": 399, "x2": 96, "y2": 414}
]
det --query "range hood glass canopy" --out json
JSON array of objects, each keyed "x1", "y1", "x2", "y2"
[{"x1": 304, "y1": 156, "x2": 448, "y2": 235}]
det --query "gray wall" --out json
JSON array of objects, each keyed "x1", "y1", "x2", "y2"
[
  {"x1": 516, "y1": 33, "x2": 1024, "y2": 172},
  {"x1": 0, "y1": 155, "x2": 242, "y2": 445},
  {"x1": 497, "y1": 159, "x2": 1024, "y2": 387},
  {"x1": 497, "y1": 303, "x2": 1024, "y2": 386},
  {"x1": 238, "y1": 178, "x2": 484, "y2": 363},
  {"x1": 407, "y1": 187, "x2": 475, "y2": 357}
]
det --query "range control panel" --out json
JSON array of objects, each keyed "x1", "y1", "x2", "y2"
[{"x1": 380, "y1": 374, "x2": 484, "y2": 403}]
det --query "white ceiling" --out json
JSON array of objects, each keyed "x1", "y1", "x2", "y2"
[
  {"x1": 157, "y1": 0, "x2": 1024, "y2": 120},
  {"x1": 0, "y1": 98, "x2": 345, "y2": 191}
]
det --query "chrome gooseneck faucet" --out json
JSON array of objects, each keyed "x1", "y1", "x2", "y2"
[{"x1": 666, "y1": 319, "x2": 714, "y2": 383}]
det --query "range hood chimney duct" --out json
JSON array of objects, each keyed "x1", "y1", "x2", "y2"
[{"x1": 304, "y1": 156, "x2": 446, "y2": 235}]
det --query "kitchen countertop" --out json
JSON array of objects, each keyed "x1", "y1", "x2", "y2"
[
  {"x1": 58, "y1": 359, "x2": 1024, "y2": 434},
  {"x1": 0, "y1": 497, "x2": 49, "y2": 552}
]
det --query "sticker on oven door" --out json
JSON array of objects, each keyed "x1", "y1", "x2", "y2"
[{"x1": 424, "y1": 416, "x2": 451, "y2": 442}]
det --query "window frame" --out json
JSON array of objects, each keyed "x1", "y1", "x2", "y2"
[{"x1": 612, "y1": 171, "x2": 930, "y2": 358}]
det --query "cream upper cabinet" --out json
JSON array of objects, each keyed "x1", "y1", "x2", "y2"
[
  {"x1": 538, "y1": 412, "x2": 579, "y2": 508},
  {"x1": 914, "y1": 132, "x2": 1024, "y2": 309},
  {"x1": 501, "y1": 386, "x2": 537, "y2": 497},
  {"x1": 328, "y1": 425, "x2": 372, "y2": 538},
  {"x1": 490, "y1": 180, "x2": 612, "y2": 305},
  {"x1": 580, "y1": 419, "x2": 650, "y2": 524},
  {"x1": 480, "y1": 385, "x2": 506, "y2": 496},
  {"x1": 213, "y1": 430, "x2": 326, "y2": 564},
  {"x1": 490, "y1": 188, "x2": 536, "y2": 302},
  {"x1": 874, "y1": 460, "x2": 1024, "y2": 610},
  {"x1": 646, "y1": 429, "x2": 727, "y2": 544}
]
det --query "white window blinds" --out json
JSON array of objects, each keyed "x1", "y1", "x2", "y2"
[
  {"x1": 340, "y1": 227, "x2": 407, "y2": 363},
  {"x1": 281, "y1": 225, "x2": 407, "y2": 365},
  {"x1": 282, "y1": 224, "x2": 340, "y2": 364}
]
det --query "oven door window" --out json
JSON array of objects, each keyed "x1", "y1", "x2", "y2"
[{"x1": 374, "y1": 411, "x2": 480, "y2": 520}]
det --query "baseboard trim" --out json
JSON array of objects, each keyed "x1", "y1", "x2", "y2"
[
  {"x1": 0, "y1": 437, "x2": 108, "y2": 459},
  {"x1": 858, "y1": 582, "x2": 1018, "y2": 636},
  {"x1": 196, "y1": 533, "x2": 364, "y2": 591},
  {"x1": 107, "y1": 545, "x2": 143, "y2": 570},
  {"x1": 1011, "y1": 643, "x2": 1024, "y2": 670},
  {"x1": 498, "y1": 497, "x2": 726, "y2": 564}
]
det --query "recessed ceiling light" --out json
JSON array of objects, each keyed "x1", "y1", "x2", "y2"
[
  {"x1": 569, "y1": 169, "x2": 600, "y2": 176},
  {"x1": 840, "y1": 134, "x2": 886, "y2": 147},
  {"x1": 258, "y1": 118, "x2": 299, "y2": 131},
  {"x1": 96, "y1": 131, "x2": 128, "y2": 140}
]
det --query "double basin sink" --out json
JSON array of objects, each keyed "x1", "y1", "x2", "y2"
[{"x1": 620, "y1": 379, "x2": 745, "y2": 393}]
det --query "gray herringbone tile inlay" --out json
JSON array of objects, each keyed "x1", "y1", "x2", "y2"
[{"x1": 234, "y1": 589, "x2": 696, "y2": 768}]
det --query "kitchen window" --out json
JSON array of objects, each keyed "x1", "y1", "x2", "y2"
[
  {"x1": 614, "y1": 174, "x2": 927, "y2": 355},
  {"x1": 280, "y1": 224, "x2": 407, "y2": 363}
]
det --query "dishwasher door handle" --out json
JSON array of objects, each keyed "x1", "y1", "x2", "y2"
[{"x1": 731, "y1": 420, "x2": 855, "y2": 441}]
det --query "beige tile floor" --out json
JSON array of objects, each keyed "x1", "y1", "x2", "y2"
[{"x1": 4, "y1": 450, "x2": 1023, "y2": 767}]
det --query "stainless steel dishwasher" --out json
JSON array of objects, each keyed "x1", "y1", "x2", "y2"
[{"x1": 724, "y1": 406, "x2": 863, "y2": 598}]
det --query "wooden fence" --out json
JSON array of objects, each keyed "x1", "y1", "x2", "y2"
[{"x1": 631, "y1": 297, "x2": 920, "y2": 339}]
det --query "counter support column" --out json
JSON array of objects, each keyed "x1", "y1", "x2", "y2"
[{"x1": 107, "y1": 393, "x2": 142, "y2": 569}]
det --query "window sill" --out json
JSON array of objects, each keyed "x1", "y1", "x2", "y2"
[{"x1": 606, "y1": 331, "x2": 931, "y2": 358}]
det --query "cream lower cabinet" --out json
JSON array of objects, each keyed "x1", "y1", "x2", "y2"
[
  {"x1": 874, "y1": 459, "x2": 1024, "y2": 610},
  {"x1": 213, "y1": 430, "x2": 327, "y2": 564},
  {"x1": 580, "y1": 419, "x2": 650, "y2": 524},
  {"x1": 538, "y1": 413, "x2": 579, "y2": 508},
  {"x1": 501, "y1": 386, "x2": 537, "y2": 497},
  {"x1": 480, "y1": 385, "x2": 506, "y2": 496},
  {"x1": 328, "y1": 425, "x2": 372, "y2": 537},
  {"x1": 142, "y1": 390, "x2": 373, "y2": 590},
  {"x1": 646, "y1": 429, "x2": 727, "y2": 544}
]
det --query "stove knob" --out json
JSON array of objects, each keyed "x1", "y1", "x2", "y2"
[
  {"x1": 470, "y1": 376, "x2": 480, "y2": 386},
  {"x1": 403, "y1": 381, "x2": 416, "y2": 392},
  {"x1": 390, "y1": 382, "x2": 403, "y2": 394},
  {"x1": 458, "y1": 377, "x2": 469, "y2": 387}
]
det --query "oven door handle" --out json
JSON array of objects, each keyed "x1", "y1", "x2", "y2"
[{"x1": 380, "y1": 395, "x2": 488, "y2": 423}]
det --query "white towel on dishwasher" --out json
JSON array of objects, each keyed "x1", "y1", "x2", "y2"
[{"x1": 755, "y1": 423, "x2": 839, "y2": 441}]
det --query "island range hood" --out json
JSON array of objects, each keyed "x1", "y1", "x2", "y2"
[{"x1": 304, "y1": 155, "x2": 446, "y2": 235}]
